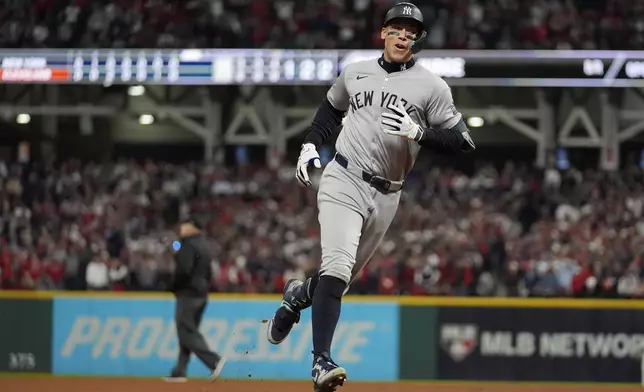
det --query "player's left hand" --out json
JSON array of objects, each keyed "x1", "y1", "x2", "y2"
[{"x1": 381, "y1": 101, "x2": 423, "y2": 141}]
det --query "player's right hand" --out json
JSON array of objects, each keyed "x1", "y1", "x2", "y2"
[{"x1": 296, "y1": 143, "x2": 321, "y2": 187}]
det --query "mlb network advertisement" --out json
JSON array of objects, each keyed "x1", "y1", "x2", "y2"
[
  {"x1": 437, "y1": 307, "x2": 644, "y2": 383},
  {"x1": 52, "y1": 297, "x2": 398, "y2": 380}
]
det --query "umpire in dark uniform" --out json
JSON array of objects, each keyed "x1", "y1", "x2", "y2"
[{"x1": 165, "y1": 219, "x2": 226, "y2": 382}]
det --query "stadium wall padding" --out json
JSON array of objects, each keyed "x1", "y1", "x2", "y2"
[
  {"x1": 50, "y1": 295, "x2": 398, "y2": 380},
  {"x1": 0, "y1": 297, "x2": 53, "y2": 373},
  {"x1": 1, "y1": 291, "x2": 643, "y2": 383},
  {"x1": 397, "y1": 297, "x2": 644, "y2": 383}
]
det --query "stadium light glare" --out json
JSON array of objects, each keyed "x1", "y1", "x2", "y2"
[
  {"x1": 16, "y1": 114, "x2": 31, "y2": 124},
  {"x1": 139, "y1": 114, "x2": 154, "y2": 125},
  {"x1": 128, "y1": 85, "x2": 146, "y2": 96},
  {"x1": 467, "y1": 116, "x2": 484, "y2": 128}
]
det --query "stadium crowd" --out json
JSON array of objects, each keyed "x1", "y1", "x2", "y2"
[
  {"x1": 2, "y1": 0, "x2": 643, "y2": 50},
  {"x1": 1, "y1": 158, "x2": 644, "y2": 298},
  {"x1": 1, "y1": 0, "x2": 644, "y2": 298}
]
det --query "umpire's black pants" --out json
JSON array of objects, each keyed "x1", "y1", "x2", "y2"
[{"x1": 173, "y1": 296, "x2": 221, "y2": 373}]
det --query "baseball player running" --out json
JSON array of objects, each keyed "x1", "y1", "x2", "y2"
[{"x1": 267, "y1": 2, "x2": 475, "y2": 391}]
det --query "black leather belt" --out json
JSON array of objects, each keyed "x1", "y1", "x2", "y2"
[{"x1": 334, "y1": 153, "x2": 404, "y2": 194}]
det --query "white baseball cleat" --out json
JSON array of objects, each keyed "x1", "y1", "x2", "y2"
[{"x1": 209, "y1": 357, "x2": 227, "y2": 382}]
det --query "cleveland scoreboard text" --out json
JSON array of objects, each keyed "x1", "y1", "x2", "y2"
[{"x1": 2, "y1": 49, "x2": 644, "y2": 87}]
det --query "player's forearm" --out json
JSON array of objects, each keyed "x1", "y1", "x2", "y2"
[
  {"x1": 303, "y1": 98, "x2": 345, "y2": 149},
  {"x1": 418, "y1": 119, "x2": 474, "y2": 154}
]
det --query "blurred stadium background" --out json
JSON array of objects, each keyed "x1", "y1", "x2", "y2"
[{"x1": 1, "y1": 0, "x2": 644, "y2": 391}]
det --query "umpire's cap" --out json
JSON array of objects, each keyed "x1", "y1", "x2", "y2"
[{"x1": 382, "y1": 2, "x2": 427, "y2": 54}]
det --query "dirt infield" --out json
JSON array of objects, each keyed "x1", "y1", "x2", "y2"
[{"x1": 0, "y1": 377, "x2": 642, "y2": 392}]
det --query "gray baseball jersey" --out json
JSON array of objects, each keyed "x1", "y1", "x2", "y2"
[
  {"x1": 316, "y1": 57, "x2": 463, "y2": 286},
  {"x1": 328, "y1": 58, "x2": 462, "y2": 181}
]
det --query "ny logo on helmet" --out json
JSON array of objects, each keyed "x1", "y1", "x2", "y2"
[{"x1": 402, "y1": 6, "x2": 412, "y2": 15}]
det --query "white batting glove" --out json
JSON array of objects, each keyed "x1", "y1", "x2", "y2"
[
  {"x1": 295, "y1": 143, "x2": 321, "y2": 187},
  {"x1": 381, "y1": 101, "x2": 423, "y2": 141}
]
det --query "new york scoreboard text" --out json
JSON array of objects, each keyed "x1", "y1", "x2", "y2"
[{"x1": 3, "y1": 49, "x2": 644, "y2": 87}]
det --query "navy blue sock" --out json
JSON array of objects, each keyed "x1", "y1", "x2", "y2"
[
  {"x1": 311, "y1": 275, "x2": 346, "y2": 358},
  {"x1": 291, "y1": 273, "x2": 320, "y2": 307}
]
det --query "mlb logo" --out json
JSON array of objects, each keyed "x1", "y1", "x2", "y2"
[{"x1": 440, "y1": 324, "x2": 478, "y2": 362}]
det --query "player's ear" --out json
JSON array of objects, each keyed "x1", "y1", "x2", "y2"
[{"x1": 381, "y1": 27, "x2": 388, "y2": 40}]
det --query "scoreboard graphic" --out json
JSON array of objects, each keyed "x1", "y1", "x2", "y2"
[
  {"x1": 2, "y1": 49, "x2": 644, "y2": 87},
  {"x1": 0, "y1": 49, "x2": 338, "y2": 85}
]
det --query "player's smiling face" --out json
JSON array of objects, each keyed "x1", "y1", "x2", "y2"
[{"x1": 381, "y1": 21, "x2": 419, "y2": 63}]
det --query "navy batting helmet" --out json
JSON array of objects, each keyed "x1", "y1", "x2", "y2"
[{"x1": 382, "y1": 2, "x2": 427, "y2": 54}]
